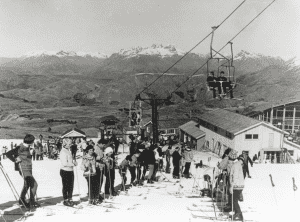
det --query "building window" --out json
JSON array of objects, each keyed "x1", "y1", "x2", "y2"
[
  {"x1": 245, "y1": 134, "x2": 252, "y2": 139},
  {"x1": 147, "y1": 127, "x2": 150, "y2": 133},
  {"x1": 167, "y1": 129, "x2": 175, "y2": 134},
  {"x1": 245, "y1": 134, "x2": 259, "y2": 139}
]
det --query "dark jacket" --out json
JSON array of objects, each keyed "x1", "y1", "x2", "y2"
[
  {"x1": 129, "y1": 142, "x2": 137, "y2": 156},
  {"x1": 172, "y1": 150, "x2": 182, "y2": 166},
  {"x1": 6, "y1": 143, "x2": 32, "y2": 171},
  {"x1": 138, "y1": 149, "x2": 156, "y2": 165},
  {"x1": 207, "y1": 76, "x2": 216, "y2": 85},
  {"x1": 216, "y1": 76, "x2": 227, "y2": 82},
  {"x1": 242, "y1": 154, "x2": 253, "y2": 168}
]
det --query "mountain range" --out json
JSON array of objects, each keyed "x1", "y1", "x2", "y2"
[{"x1": 0, "y1": 44, "x2": 298, "y2": 114}]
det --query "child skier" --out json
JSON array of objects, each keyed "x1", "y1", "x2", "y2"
[{"x1": 119, "y1": 155, "x2": 132, "y2": 191}]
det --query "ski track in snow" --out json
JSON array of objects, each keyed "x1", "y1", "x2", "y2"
[{"x1": 0, "y1": 146, "x2": 300, "y2": 222}]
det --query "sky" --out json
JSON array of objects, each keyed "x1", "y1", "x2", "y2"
[{"x1": 0, "y1": 0, "x2": 299, "y2": 60}]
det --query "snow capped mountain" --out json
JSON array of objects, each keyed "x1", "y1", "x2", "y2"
[
  {"x1": 22, "y1": 50, "x2": 108, "y2": 59},
  {"x1": 117, "y1": 44, "x2": 186, "y2": 58}
]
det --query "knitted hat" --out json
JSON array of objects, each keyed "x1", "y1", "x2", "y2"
[
  {"x1": 228, "y1": 149, "x2": 238, "y2": 160},
  {"x1": 24, "y1": 134, "x2": 35, "y2": 145},
  {"x1": 105, "y1": 147, "x2": 114, "y2": 155}
]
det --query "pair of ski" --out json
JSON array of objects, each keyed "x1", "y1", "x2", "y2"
[{"x1": 191, "y1": 213, "x2": 255, "y2": 221}]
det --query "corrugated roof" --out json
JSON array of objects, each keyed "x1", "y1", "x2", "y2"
[
  {"x1": 179, "y1": 121, "x2": 206, "y2": 139},
  {"x1": 197, "y1": 109, "x2": 262, "y2": 135}
]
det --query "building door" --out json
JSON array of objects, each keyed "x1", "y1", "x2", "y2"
[{"x1": 268, "y1": 133, "x2": 274, "y2": 148}]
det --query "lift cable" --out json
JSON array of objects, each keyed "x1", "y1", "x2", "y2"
[
  {"x1": 168, "y1": 0, "x2": 276, "y2": 98},
  {"x1": 135, "y1": 0, "x2": 247, "y2": 99}
]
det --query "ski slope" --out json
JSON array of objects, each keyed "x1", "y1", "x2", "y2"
[{"x1": 0, "y1": 147, "x2": 299, "y2": 222}]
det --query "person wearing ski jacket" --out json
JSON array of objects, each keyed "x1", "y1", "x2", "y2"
[
  {"x1": 183, "y1": 147, "x2": 194, "y2": 178},
  {"x1": 229, "y1": 155, "x2": 245, "y2": 221},
  {"x1": 103, "y1": 147, "x2": 117, "y2": 197},
  {"x1": 242, "y1": 152, "x2": 253, "y2": 178},
  {"x1": 94, "y1": 141, "x2": 105, "y2": 202},
  {"x1": 5, "y1": 134, "x2": 40, "y2": 209},
  {"x1": 151, "y1": 146, "x2": 161, "y2": 182},
  {"x1": 119, "y1": 155, "x2": 132, "y2": 191},
  {"x1": 60, "y1": 138, "x2": 77, "y2": 207},
  {"x1": 223, "y1": 149, "x2": 238, "y2": 213},
  {"x1": 138, "y1": 143, "x2": 155, "y2": 183},
  {"x1": 172, "y1": 146, "x2": 182, "y2": 179},
  {"x1": 165, "y1": 145, "x2": 172, "y2": 173},
  {"x1": 81, "y1": 145, "x2": 101, "y2": 205}
]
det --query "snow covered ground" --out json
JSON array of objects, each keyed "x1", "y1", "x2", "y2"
[{"x1": 1, "y1": 146, "x2": 300, "y2": 222}]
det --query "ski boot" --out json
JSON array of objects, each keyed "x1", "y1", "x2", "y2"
[
  {"x1": 63, "y1": 200, "x2": 73, "y2": 207},
  {"x1": 19, "y1": 198, "x2": 30, "y2": 208},
  {"x1": 29, "y1": 200, "x2": 41, "y2": 209},
  {"x1": 68, "y1": 199, "x2": 75, "y2": 206},
  {"x1": 147, "y1": 179, "x2": 154, "y2": 184},
  {"x1": 229, "y1": 213, "x2": 243, "y2": 221}
]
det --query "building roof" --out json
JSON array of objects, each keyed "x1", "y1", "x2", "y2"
[
  {"x1": 197, "y1": 109, "x2": 261, "y2": 135},
  {"x1": 179, "y1": 121, "x2": 206, "y2": 139},
  {"x1": 245, "y1": 97, "x2": 300, "y2": 115},
  {"x1": 61, "y1": 128, "x2": 86, "y2": 138},
  {"x1": 197, "y1": 109, "x2": 289, "y2": 136},
  {"x1": 144, "y1": 119, "x2": 191, "y2": 129}
]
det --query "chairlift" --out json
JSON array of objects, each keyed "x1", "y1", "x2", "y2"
[{"x1": 206, "y1": 26, "x2": 237, "y2": 100}]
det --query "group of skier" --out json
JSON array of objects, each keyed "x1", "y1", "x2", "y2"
[{"x1": 1, "y1": 133, "x2": 247, "y2": 221}]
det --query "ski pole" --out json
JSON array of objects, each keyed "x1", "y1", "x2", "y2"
[
  {"x1": 108, "y1": 161, "x2": 112, "y2": 198},
  {"x1": 99, "y1": 168, "x2": 103, "y2": 199},
  {"x1": 0, "y1": 163, "x2": 20, "y2": 201},
  {"x1": 269, "y1": 174, "x2": 278, "y2": 207},
  {"x1": 0, "y1": 164, "x2": 26, "y2": 213},
  {"x1": 292, "y1": 177, "x2": 297, "y2": 201},
  {"x1": 74, "y1": 165, "x2": 81, "y2": 203},
  {"x1": 211, "y1": 167, "x2": 217, "y2": 220}
]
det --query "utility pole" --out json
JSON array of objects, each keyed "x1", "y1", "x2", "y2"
[{"x1": 136, "y1": 93, "x2": 171, "y2": 145}]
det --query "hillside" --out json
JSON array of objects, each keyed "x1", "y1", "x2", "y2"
[{"x1": 0, "y1": 45, "x2": 299, "y2": 138}]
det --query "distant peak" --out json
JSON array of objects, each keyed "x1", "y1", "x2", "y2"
[
  {"x1": 22, "y1": 50, "x2": 108, "y2": 59},
  {"x1": 117, "y1": 44, "x2": 186, "y2": 58}
]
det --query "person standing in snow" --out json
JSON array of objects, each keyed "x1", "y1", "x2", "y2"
[
  {"x1": 6, "y1": 134, "x2": 40, "y2": 208},
  {"x1": 138, "y1": 143, "x2": 156, "y2": 184},
  {"x1": 165, "y1": 145, "x2": 172, "y2": 174},
  {"x1": 172, "y1": 146, "x2": 182, "y2": 179},
  {"x1": 183, "y1": 146, "x2": 194, "y2": 178},
  {"x1": 94, "y1": 140, "x2": 105, "y2": 202},
  {"x1": 119, "y1": 155, "x2": 132, "y2": 191},
  {"x1": 229, "y1": 155, "x2": 245, "y2": 221},
  {"x1": 104, "y1": 147, "x2": 117, "y2": 197},
  {"x1": 151, "y1": 145, "x2": 161, "y2": 182},
  {"x1": 81, "y1": 145, "x2": 101, "y2": 205},
  {"x1": 241, "y1": 151, "x2": 253, "y2": 178},
  {"x1": 59, "y1": 138, "x2": 77, "y2": 207},
  {"x1": 223, "y1": 149, "x2": 238, "y2": 212}
]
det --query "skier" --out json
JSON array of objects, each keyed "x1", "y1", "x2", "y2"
[
  {"x1": 151, "y1": 145, "x2": 161, "y2": 182},
  {"x1": 138, "y1": 143, "x2": 156, "y2": 184},
  {"x1": 104, "y1": 147, "x2": 117, "y2": 197},
  {"x1": 206, "y1": 71, "x2": 217, "y2": 98},
  {"x1": 183, "y1": 146, "x2": 194, "y2": 178},
  {"x1": 241, "y1": 152, "x2": 253, "y2": 178},
  {"x1": 172, "y1": 146, "x2": 182, "y2": 179},
  {"x1": 216, "y1": 71, "x2": 233, "y2": 99},
  {"x1": 94, "y1": 140, "x2": 105, "y2": 202},
  {"x1": 81, "y1": 145, "x2": 100, "y2": 205},
  {"x1": 59, "y1": 138, "x2": 78, "y2": 206},
  {"x1": 165, "y1": 145, "x2": 172, "y2": 174},
  {"x1": 229, "y1": 155, "x2": 245, "y2": 221},
  {"x1": 118, "y1": 155, "x2": 132, "y2": 191},
  {"x1": 223, "y1": 149, "x2": 238, "y2": 213},
  {"x1": 129, "y1": 148, "x2": 140, "y2": 186},
  {"x1": 5, "y1": 134, "x2": 40, "y2": 208}
]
